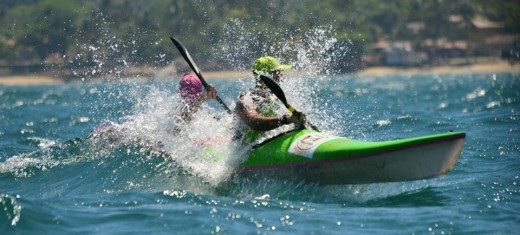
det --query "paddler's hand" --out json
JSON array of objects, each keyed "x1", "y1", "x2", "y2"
[
  {"x1": 286, "y1": 111, "x2": 307, "y2": 125},
  {"x1": 203, "y1": 84, "x2": 217, "y2": 100}
]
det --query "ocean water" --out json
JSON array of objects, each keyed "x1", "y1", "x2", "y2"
[{"x1": 1, "y1": 72, "x2": 519, "y2": 234}]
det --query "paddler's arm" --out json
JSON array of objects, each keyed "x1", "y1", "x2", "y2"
[
  {"x1": 234, "y1": 96, "x2": 302, "y2": 131},
  {"x1": 181, "y1": 84, "x2": 217, "y2": 122}
]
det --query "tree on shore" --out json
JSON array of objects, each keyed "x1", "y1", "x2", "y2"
[{"x1": 0, "y1": 0, "x2": 517, "y2": 75}]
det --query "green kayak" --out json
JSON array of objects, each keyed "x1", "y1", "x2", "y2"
[
  {"x1": 239, "y1": 130, "x2": 466, "y2": 184},
  {"x1": 86, "y1": 123, "x2": 465, "y2": 184}
]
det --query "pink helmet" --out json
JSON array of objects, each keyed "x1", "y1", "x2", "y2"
[{"x1": 179, "y1": 73, "x2": 203, "y2": 105}]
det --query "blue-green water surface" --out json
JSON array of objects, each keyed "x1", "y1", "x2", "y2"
[{"x1": 1, "y1": 72, "x2": 519, "y2": 234}]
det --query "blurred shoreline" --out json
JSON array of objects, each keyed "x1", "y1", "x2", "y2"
[
  {"x1": 357, "y1": 59, "x2": 520, "y2": 76},
  {"x1": 1, "y1": 59, "x2": 518, "y2": 86}
]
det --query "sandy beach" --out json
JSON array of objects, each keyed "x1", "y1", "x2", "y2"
[
  {"x1": 0, "y1": 75, "x2": 63, "y2": 85},
  {"x1": 1, "y1": 60, "x2": 518, "y2": 86},
  {"x1": 357, "y1": 59, "x2": 520, "y2": 76}
]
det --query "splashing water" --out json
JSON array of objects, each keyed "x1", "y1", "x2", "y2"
[
  {"x1": 85, "y1": 86, "x2": 245, "y2": 187},
  {"x1": 218, "y1": 20, "x2": 353, "y2": 134},
  {"x1": 219, "y1": 20, "x2": 351, "y2": 76},
  {"x1": 2, "y1": 16, "x2": 358, "y2": 192},
  {"x1": 68, "y1": 11, "x2": 167, "y2": 81},
  {"x1": 99, "y1": 23, "x2": 353, "y2": 185},
  {"x1": 0, "y1": 194, "x2": 22, "y2": 226}
]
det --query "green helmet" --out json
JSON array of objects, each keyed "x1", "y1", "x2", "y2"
[{"x1": 251, "y1": 56, "x2": 292, "y2": 75}]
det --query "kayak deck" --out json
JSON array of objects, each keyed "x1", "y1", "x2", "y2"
[{"x1": 240, "y1": 130, "x2": 465, "y2": 184}]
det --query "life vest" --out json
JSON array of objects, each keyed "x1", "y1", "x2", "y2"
[{"x1": 237, "y1": 90, "x2": 284, "y2": 145}]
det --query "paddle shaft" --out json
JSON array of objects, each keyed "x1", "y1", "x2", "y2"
[
  {"x1": 259, "y1": 75, "x2": 319, "y2": 131},
  {"x1": 170, "y1": 37, "x2": 232, "y2": 114}
]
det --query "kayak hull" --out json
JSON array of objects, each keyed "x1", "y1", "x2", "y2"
[
  {"x1": 87, "y1": 124, "x2": 465, "y2": 184},
  {"x1": 239, "y1": 130, "x2": 465, "y2": 184}
]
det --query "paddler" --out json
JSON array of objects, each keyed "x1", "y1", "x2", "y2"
[
  {"x1": 178, "y1": 73, "x2": 218, "y2": 122},
  {"x1": 234, "y1": 56, "x2": 307, "y2": 144},
  {"x1": 87, "y1": 73, "x2": 217, "y2": 140}
]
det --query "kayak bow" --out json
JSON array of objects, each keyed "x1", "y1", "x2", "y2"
[{"x1": 239, "y1": 130, "x2": 465, "y2": 184}]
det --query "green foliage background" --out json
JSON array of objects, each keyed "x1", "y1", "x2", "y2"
[{"x1": 0, "y1": 0, "x2": 518, "y2": 72}]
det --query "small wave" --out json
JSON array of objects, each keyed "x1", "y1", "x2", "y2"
[
  {"x1": 218, "y1": 173, "x2": 464, "y2": 205},
  {"x1": 486, "y1": 101, "x2": 501, "y2": 109},
  {"x1": 0, "y1": 154, "x2": 60, "y2": 178},
  {"x1": 466, "y1": 88, "x2": 486, "y2": 100},
  {"x1": 437, "y1": 102, "x2": 448, "y2": 109},
  {"x1": 376, "y1": 119, "x2": 391, "y2": 127},
  {"x1": 0, "y1": 193, "x2": 22, "y2": 226},
  {"x1": 25, "y1": 137, "x2": 58, "y2": 148}
]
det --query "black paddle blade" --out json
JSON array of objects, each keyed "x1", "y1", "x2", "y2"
[
  {"x1": 259, "y1": 75, "x2": 289, "y2": 108},
  {"x1": 170, "y1": 36, "x2": 232, "y2": 114},
  {"x1": 170, "y1": 37, "x2": 205, "y2": 86},
  {"x1": 259, "y1": 75, "x2": 320, "y2": 131}
]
